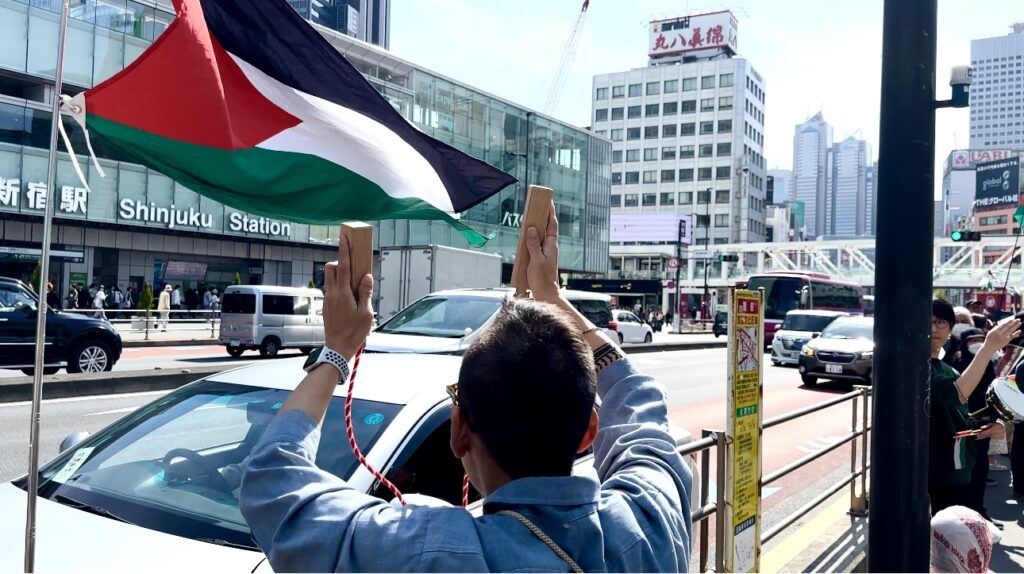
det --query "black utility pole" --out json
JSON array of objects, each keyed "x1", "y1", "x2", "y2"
[
  {"x1": 675, "y1": 219, "x2": 685, "y2": 333},
  {"x1": 870, "y1": 0, "x2": 937, "y2": 571}
]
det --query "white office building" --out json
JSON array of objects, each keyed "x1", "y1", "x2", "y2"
[
  {"x1": 865, "y1": 162, "x2": 877, "y2": 235},
  {"x1": 830, "y1": 137, "x2": 871, "y2": 236},
  {"x1": 791, "y1": 113, "x2": 833, "y2": 238},
  {"x1": 592, "y1": 12, "x2": 767, "y2": 315},
  {"x1": 970, "y1": 23, "x2": 1024, "y2": 149},
  {"x1": 767, "y1": 169, "x2": 792, "y2": 204}
]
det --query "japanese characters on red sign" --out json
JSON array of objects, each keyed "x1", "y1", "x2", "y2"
[{"x1": 649, "y1": 11, "x2": 738, "y2": 58}]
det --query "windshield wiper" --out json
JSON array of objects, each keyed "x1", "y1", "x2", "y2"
[
  {"x1": 53, "y1": 494, "x2": 137, "y2": 526},
  {"x1": 199, "y1": 537, "x2": 261, "y2": 552}
]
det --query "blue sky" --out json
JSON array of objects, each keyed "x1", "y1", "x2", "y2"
[{"x1": 392, "y1": 1, "x2": 1023, "y2": 199}]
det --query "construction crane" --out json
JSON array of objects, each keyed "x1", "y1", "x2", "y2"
[{"x1": 542, "y1": 0, "x2": 589, "y2": 116}]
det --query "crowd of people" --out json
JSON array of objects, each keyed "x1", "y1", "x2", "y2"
[
  {"x1": 51, "y1": 282, "x2": 222, "y2": 321},
  {"x1": 927, "y1": 296, "x2": 1024, "y2": 571}
]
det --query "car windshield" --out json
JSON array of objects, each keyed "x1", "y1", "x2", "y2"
[
  {"x1": 0, "y1": 286, "x2": 38, "y2": 312},
  {"x1": 376, "y1": 295, "x2": 502, "y2": 338},
  {"x1": 782, "y1": 314, "x2": 837, "y2": 333},
  {"x1": 821, "y1": 319, "x2": 873, "y2": 340},
  {"x1": 22, "y1": 380, "x2": 401, "y2": 549},
  {"x1": 747, "y1": 276, "x2": 802, "y2": 321}
]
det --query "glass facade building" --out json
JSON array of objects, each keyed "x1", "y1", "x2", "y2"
[{"x1": 0, "y1": 0, "x2": 610, "y2": 293}]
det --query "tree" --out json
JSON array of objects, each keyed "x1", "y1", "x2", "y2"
[
  {"x1": 137, "y1": 281, "x2": 154, "y2": 317},
  {"x1": 233, "y1": 272, "x2": 242, "y2": 285},
  {"x1": 308, "y1": 279, "x2": 317, "y2": 289},
  {"x1": 29, "y1": 260, "x2": 42, "y2": 293}
]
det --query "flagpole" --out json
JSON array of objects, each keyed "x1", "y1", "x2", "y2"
[{"x1": 24, "y1": 0, "x2": 71, "y2": 570}]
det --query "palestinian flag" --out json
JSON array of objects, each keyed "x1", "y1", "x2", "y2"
[
  {"x1": 66, "y1": 0, "x2": 516, "y2": 246},
  {"x1": 1014, "y1": 194, "x2": 1024, "y2": 226},
  {"x1": 953, "y1": 435, "x2": 969, "y2": 471}
]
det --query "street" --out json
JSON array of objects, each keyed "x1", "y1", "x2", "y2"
[{"x1": 0, "y1": 344, "x2": 859, "y2": 567}]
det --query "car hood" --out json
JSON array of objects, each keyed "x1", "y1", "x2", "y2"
[
  {"x1": 0, "y1": 482, "x2": 264, "y2": 572},
  {"x1": 775, "y1": 329, "x2": 817, "y2": 340},
  {"x1": 807, "y1": 337, "x2": 873, "y2": 353},
  {"x1": 364, "y1": 332, "x2": 469, "y2": 354}
]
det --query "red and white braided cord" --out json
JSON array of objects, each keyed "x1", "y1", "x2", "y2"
[
  {"x1": 344, "y1": 346, "x2": 406, "y2": 506},
  {"x1": 462, "y1": 474, "x2": 470, "y2": 507}
]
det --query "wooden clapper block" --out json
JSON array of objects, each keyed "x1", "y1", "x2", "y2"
[
  {"x1": 341, "y1": 222, "x2": 374, "y2": 296},
  {"x1": 511, "y1": 186, "x2": 555, "y2": 297}
]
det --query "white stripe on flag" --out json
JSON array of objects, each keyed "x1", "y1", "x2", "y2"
[{"x1": 230, "y1": 55, "x2": 456, "y2": 213}]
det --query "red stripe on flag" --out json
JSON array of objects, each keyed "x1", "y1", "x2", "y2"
[{"x1": 85, "y1": 0, "x2": 299, "y2": 151}]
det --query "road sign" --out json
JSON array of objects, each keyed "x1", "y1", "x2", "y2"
[
  {"x1": 667, "y1": 256, "x2": 680, "y2": 269},
  {"x1": 724, "y1": 289, "x2": 764, "y2": 573},
  {"x1": 692, "y1": 249, "x2": 712, "y2": 260}
]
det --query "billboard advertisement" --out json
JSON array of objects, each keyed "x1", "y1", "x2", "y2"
[
  {"x1": 950, "y1": 149, "x2": 1015, "y2": 171},
  {"x1": 610, "y1": 213, "x2": 693, "y2": 244},
  {"x1": 975, "y1": 157, "x2": 1020, "y2": 209},
  {"x1": 649, "y1": 11, "x2": 738, "y2": 59}
]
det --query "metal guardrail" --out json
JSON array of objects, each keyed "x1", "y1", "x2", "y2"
[
  {"x1": 61, "y1": 308, "x2": 222, "y2": 340},
  {"x1": 690, "y1": 385, "x2": 872, "y2": 572}
]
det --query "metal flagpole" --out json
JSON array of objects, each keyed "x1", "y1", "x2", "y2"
[{"x1": 25, "y1": 0, "x2": 71, "y2": 571}]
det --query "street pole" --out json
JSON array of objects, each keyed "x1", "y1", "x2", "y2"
[
  {"x1": 703, "y1": 187, "x2": 713, "y2": 321},
  {"x1": 869, "y1": 0, "x2": 936, "y2": 571},
  {"x1": 25, "y1": 1, "x2": 70, "y2": 571},
  {"x1": 675, "y1": 220, "x2": 683, "y2": 333}
]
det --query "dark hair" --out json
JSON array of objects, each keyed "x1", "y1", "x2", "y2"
[
  {"x1": 971, "y1": 314, "x2": 989, "y2": 330},
  {"x1": 932, "y1": 297, "x2": 956, "y2": 327},
  {"x1": 457, "y1": 299, "x2": 596, "y2": 479}
]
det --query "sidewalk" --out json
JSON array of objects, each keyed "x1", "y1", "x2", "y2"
[{"x1": 987, "y1": 459, "x2": 1024, "y2": 572}]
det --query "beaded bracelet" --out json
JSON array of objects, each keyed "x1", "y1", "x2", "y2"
[{"x1": 593, "y1": 343, "x2": 624, "y2": 373}]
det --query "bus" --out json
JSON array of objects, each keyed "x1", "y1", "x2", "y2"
[{"x1": 745, "y1": 272, "x2": 865, "y2": 345}]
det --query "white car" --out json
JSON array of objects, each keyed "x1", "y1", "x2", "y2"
[
  {"x1": 1, "y1": 354, "x2": 698, "y2": 570},
  {"x1": 366, "y1": 288, "x2": 618, "y2": 353},
  {"x1": 611, "y1": 309, "x2": 655, "y2": 345},
  {"x1": 770, "y1": 310, "x2": 849, "y2": 366}
]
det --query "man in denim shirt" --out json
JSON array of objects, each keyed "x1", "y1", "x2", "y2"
[{"x1": 240, "y1": 209, "x2": 692, "y2": 572}]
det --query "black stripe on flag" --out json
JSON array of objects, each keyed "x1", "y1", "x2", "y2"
[{"x1": 197, "y1": 0, "x2": 518, "y2": 213}]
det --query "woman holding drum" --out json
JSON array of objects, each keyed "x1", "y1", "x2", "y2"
[{"x1": 929, "y1": 298, "x2": 1020, "y2": 514}]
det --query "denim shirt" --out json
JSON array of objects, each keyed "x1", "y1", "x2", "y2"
[{"x1": 240, "y1": 357, "x2": 693, "y2": 572}]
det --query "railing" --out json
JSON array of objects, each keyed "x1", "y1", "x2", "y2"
[
  {"x1": 61, "y1": 308, "x2": 222, "y2": 340},
  {"x1": 690, "y1": 385, "x2": 872, "y2": 572}
]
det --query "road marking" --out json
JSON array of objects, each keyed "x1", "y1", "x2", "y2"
[
  {"x1": 760, "y1": 494, "x2": 850, "y2": 573},
  {"x1": 83, "y1": 407, "x2": 138, "y2": 417},
  {"x1": 795, "y1": 435, "x2": 844, "y2": 454},
  {"x1": 0, "y1": 390, "x2": 168, "y2": 408}
]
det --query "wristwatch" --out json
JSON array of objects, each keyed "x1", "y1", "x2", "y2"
[{"x1": 303, "y1": 345, "x2": 351, "y2": 383}]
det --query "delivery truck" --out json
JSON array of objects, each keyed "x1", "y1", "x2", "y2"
[{"x1": 377, "y1": 245, "x2": 502, "y2": 320}]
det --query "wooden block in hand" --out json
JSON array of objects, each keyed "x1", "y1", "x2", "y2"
[
  {"x1": 511, "y1": 186, "x2": 554, "y2": 295},
  {"x1": 340, "y1": 222, "x2": 373, "y2": 296}
]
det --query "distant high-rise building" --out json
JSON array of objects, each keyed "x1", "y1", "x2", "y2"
[
  {"x1": 288, "y1": 0, "x2": 390, "y2": 48},
  {"x1": 830, "y1": 137, "x2": 871, "y2": 236},
  {"x1": 969, "y1": 23, "x2": 1024, "y2": 149},
  {"x1": 767, "y1": 169, "x2": 791, "y2": 205},
  {"x1": 791, "y1": 113, "x2": 832, "y2": 238},
  {"x1": 865, "y1": 162, "x2": 877, "y2": 235}
]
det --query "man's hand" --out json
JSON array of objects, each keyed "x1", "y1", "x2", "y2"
[
  {"x1": 323, "y1": 236, "x2": 374, "y2": 362},
  {"x1": 524, "y1": 203, "x2": 561, "y2": 305},
  {"x1": 983, "y1": 318, "x2": 1021, "y2": 354}
]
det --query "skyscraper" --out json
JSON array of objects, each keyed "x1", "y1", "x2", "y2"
[
  {"x1": 830, "y1": 137, "x2": 871, "y2": 236},
  {"x1": 865, "y1": 162, "x2": 877, "y2": 235},
  {"x1": 288, "y1": 0, "x2": 390, "y2": 48},
  {"x1": 791, "y1": 113, "x2": 832, "y2": 238},
  {"x1": 767, "y1": 169, "x2": 792, "y2": 205},
  {"x1": 969, "y1": 23, "x2": 1024, "y2": 149}
]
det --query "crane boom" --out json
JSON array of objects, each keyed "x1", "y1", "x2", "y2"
[{"x1": 542, "y1": 0, "x2": 590, "y2": 115}]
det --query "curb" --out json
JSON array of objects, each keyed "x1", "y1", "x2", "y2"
[
  {"x1": 625, "y1": 341, "x2": 727, "y2": 353},
  {"x1": 0, "y1": 366, "x2": 225, "y2": 403}
]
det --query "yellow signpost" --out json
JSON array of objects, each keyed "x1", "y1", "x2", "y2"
[{"x1": 724, "y1": 288, "x2": 764, "y2": 573}]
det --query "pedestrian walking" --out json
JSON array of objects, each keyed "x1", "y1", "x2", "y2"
[
  {"x1": 93, "y1": 285, "x2": 107, "y2": 319},
  {"x1": 45, "y1": 282, "x2": 61, "y2": 310},
  {"x1": 111, "y1": 286, "x2": 124, "y2": 319},
  {"x1": 202, "y1": 287, "x2": 212, "y2": 310},
  {"x1": 238, "y1": 215, "x2": 692, "y2": 572},
  {"x1": 65, "y1": 284, "x2": 78, "y2": 310},
  {"x1": 185, "y1": 288, "x2": 198, "y2": 318},
  {"x1": 77, "y1": 283, "x2": 90, "y2": 310},
  {"x1": 928, "y1": 298, "x2": 1017, "y2": 514},
  {"x1": 158, "y1": 284, "x2": 172, "y2": 331},
  {"x1": 171, "y1": 285, "x2": 182, "y2": 318}
]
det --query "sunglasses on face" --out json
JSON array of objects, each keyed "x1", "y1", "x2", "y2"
[{"x1": 446, "y1": 382, "x2": 460, "y2": 407}]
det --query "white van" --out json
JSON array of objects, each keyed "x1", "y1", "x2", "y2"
[{"x1": 219, "y1": 285, "x2": 324, "y2": 358}]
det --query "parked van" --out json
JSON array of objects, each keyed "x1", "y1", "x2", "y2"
[{"x1": 219, "y1": 285, "x2": 324, "y2": 358}]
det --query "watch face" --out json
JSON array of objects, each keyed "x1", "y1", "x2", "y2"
[{"x1": 303, "y1": 346, "x2": 325, "y2": 370}]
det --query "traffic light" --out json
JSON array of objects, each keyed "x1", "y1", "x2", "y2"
[
  {"x1": 718, "y1": 253, "x2": 740, "y2": 263},
  {"x1": 950, "y1": 230, "x2": 982, "y2": 242}
]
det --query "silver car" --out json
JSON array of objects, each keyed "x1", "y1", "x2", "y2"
[
  {"x1": 771, "y1": 310, "x2": 849, "y2": 366},
  {"x1": 798, "y1": 316, "x2": 874, "y2": 385}
]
